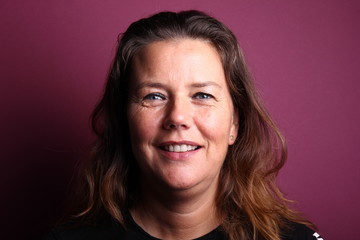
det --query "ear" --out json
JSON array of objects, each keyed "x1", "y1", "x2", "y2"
[{"x1": 228, "y1": 109, "x2": 239, "y2": 145}]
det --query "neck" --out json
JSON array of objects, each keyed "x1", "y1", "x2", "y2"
[{"x1": 131, "y1": 181, "x2": 220, "y2": 240}]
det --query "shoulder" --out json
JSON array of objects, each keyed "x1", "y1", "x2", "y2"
[
  {"x1": 281, "y1": 222, "x2": 324, "y2": 240},
  {"x1": 42, "y1": 220, "x2": 125, "y2": 240}
]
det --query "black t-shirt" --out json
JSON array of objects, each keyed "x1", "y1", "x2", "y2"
[{"x1": 43, "y1": 213, "x2": 323, "y2": 240}]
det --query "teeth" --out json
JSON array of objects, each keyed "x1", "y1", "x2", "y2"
[{"x1": 164, "y1": 144, "x2": 198, "y2": 152}]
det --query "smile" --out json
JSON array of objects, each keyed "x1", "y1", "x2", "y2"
[{"x1": 161, "y1": 144, "x2": 200, "y2": 152}]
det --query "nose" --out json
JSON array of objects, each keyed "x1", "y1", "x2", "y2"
[{"x1": 163, "y1": 97, "x2": 192, "y2": 130}]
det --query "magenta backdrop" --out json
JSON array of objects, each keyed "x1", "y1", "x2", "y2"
[{"x1": 1, "y1": 1, "x2": 359, "y2": 239}]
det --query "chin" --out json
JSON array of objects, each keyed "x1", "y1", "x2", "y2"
[
  {"x1": 159, "y1": 171, "x2": 218, "y2": 193},
  {"x1": 162, "y1": 175, "x2": 199, "y2": 191}
]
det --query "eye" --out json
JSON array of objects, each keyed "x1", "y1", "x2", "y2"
[
  {"x1": 193, "y1": 92, "x2": 214, "y2": 100},
  {"x1": 143, "y1": 93, "x2": 166, "y2": 101}
]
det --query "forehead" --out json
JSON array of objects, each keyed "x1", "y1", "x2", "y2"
[
  {"x1": 136, "y1": 38, "x2": 220, "y2": 59},
  {"x1": 130, "y1": 39, "x2": 225, "y2": 84}
]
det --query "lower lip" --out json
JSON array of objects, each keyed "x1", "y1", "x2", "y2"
[{"x1": 158, "y1": 147, "x2": 201, "y2": 161}]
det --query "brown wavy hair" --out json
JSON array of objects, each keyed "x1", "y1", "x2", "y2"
[{"x1": 75, "y1": 10, "x2": 313, "y2": 240}]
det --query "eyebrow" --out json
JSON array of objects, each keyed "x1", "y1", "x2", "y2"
[
  {"x1": 134, "y1": 81, "x2": 222, "y2": 90},
  {"x1": 133, "y1": 82, "x2": 166, "y2": 90},
  {"x1": 190, "y1": 81, "x2": 222, "y2": 89}
]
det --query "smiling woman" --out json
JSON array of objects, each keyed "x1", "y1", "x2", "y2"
[
  {"x1": 127, "y1": 39, "x2": 237, "y2": 194},
  {"x1": 43, "y1": 10, "x2": 323, "y2": 240}
]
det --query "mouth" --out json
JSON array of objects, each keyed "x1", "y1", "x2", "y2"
[{"x1": 159, "y1": 144, "x2": 201, "y2": 153}]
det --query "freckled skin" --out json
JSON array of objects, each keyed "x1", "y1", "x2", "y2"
[{"x1": 127, "y1": 39, "x2": 238, "y2": 194}]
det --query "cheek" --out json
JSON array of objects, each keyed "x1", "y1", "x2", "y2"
[
  {"x1": 196, "y1": 108, "x2": 233, "y2": 141},
  {"x1": 127, "y1": 106, "x2": 161, "y2": 144}
]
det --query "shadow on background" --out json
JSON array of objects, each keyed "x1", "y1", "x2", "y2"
[
  {"x1": 1, "y1": 24, "x2": 94, "y2": 239},
  {"x1": 1, "y1": 104, "x2": 91, "y2": 239},
  {"x1": 1, "y1": 3, "x2": 98, "y2": 237}
]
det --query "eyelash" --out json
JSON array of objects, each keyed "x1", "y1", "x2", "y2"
[
  {"x1": 143, "y1": 93, "x2": 166, "y2": 101},
  {"x1": 193, "y1": 92, "x2": 214, "y2": 100},
  {"x1": 142, "y1": 92, "x2": 214, "y2": 101}
]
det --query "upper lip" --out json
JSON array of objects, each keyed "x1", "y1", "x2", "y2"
[{"x1": 158, "y1": 140, "x2": 201, "y2": 147}]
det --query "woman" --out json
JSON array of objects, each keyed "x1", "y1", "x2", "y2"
[{"x1": 45, "y1": 10, "x2": 323, "y2": 240}]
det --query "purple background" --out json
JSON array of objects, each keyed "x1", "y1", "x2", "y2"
[{"x1": 1, "y1": 1, "x2": 359, "y2": 239}]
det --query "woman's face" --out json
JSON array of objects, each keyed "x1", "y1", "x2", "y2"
[{"x1": 127, "y1": 39, "x2": 238, "y2": 193}]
